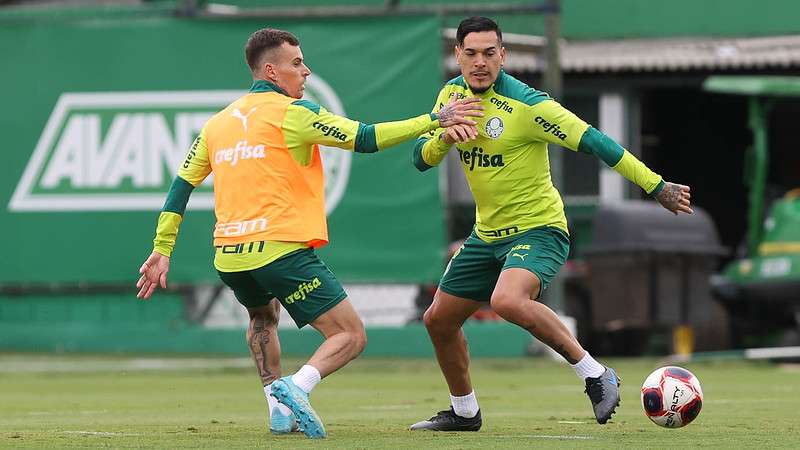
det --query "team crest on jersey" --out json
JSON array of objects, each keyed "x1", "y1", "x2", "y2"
[{"x1": 485, "y1": 117, "x2": 504, "y2": 139}]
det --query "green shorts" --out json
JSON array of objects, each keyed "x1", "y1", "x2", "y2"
[
  {"x1": 439, "y1": 226, "x2": 570, "y2": 302},
  {"x1": 217, "y1": 248, "x2": 347, "y2": 328}
]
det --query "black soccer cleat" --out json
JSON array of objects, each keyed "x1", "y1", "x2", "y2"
[
  {"x1": 409, "y1": 407, "x2": 482, "y2": 431},
  {"x1": 584, "y1": 367, "x2": 621, "y2": 424}
]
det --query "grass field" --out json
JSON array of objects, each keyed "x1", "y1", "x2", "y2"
[{"x1": 1, "y1": 354, "x2": 799, "y2": 449}]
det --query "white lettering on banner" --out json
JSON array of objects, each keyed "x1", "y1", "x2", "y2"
[
  {"x1": 10, "y1": 79, "x2": 349, "y2": 212},
  {"x1": 39, "y1": 112, "x2": 212, "y2": 189}
]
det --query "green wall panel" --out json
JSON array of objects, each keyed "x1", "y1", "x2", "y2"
[{"x1": 1, "y1": 15, "x2": 445, "y2": 284}]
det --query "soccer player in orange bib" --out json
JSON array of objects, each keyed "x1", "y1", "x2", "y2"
[{"x1": 136, "y1": 28, "x2": 482, "y2": 439}]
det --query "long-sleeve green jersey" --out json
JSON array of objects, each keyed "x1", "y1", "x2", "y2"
[
  {"x1": 413, "y1": 71, "x2": 664, "y2": 242},
  {"x1": 155, "y1": 80, "x2": 443, "y2": 271}
]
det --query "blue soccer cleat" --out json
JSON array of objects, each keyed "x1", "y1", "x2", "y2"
[
  {"x1": 269, "y1": 406, "x2": 299, "y2": 435},
  {"x1": 271, "y1": 377, "x2": 326, "y2": 439}
]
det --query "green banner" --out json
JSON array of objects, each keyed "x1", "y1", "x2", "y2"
[{"x1": 1, "y1": 15, "x2": 445, "y2": 283}]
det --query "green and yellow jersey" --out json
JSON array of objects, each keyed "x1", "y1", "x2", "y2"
[
  {"x1": 414, "y1": 70, "x2": 664, "y2": 242},
  {"x1": 154, "y1": 79, "x2": 443, "y2": 272}
]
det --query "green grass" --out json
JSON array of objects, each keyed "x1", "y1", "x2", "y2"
[{"x1": 1, "y1": 354, "x2": 799, "y2": 448}]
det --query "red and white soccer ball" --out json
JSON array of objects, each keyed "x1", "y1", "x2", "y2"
[{"x1": 640, "y1": 366, "x2": 703, "y2": 428}]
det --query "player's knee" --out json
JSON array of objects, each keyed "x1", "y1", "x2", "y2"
[
  {"x1": 490, "y1": 289, "x2": 525, "y2": 319},
  {"x1": 422, "y1": 305, "x2": 449, "y2": 333},
  {"x1": 352, "y1": 327, "x2": 367, "y2": 356},
  {"x1": 341, "y1": 320, "x2": 367, "y2": 357},
  {"x1": 489, "y1": 294, "x2": 512, "y2": 319},
  {"x1": 336, "y1": 328, "x2": 366, "y2": 361},
  {"x1": 248, "y1": 305, "x2": 279, "y2": 327}
]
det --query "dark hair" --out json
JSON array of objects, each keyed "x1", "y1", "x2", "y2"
[
  {"x1": 456, "y1": 16, "x2": 502, "y2": 47},
  {"x1": 245, "y1": 28, "x2": 300, "y2": 73}
]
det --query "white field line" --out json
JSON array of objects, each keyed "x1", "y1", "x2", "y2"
[
  {"x1": 0, "y1": 357, "x2": 254, "y2": 373},
  {"x1": 29, "y1": 410, "x2": 108, "y2": 416},
  {"x1": 63, "y1": 431, "x2": 142, "y2": 437},
  {"x1": 494, "y1": 434, "x2": 595, "y2": 440},
  {"x1": 357, "y1": 405, "x2": 413, "y2": 410},
  {"x1": 706, "y1": 398, "x2": 795, "y2": 404}
]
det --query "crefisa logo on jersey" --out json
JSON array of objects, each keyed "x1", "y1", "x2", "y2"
[
  {"x1": 485, "y1": 117, "x2": 504, "y2": 139},
  {"x1": 457, "y1": 146, "x2": 505, "y2": 171},
  {"x1": 8, "y1": 75, "x2": 350, "y2": 214}
]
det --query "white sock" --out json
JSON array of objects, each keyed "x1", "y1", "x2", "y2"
[
  {"x1": 450, "y1": 391, "x2": 479, "y2": 419},
  {"x1": 291, "y1": 365, "x2": 321, "y2": 394},
  {"x1": 571, "y1": 352, "x2": 606, "y2": 380},
  {"x1": 264, "y1": 384, "x2": 292, "y2": 417}
]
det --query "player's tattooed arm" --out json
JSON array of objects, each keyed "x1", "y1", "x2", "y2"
[
  {"x1": 436, "y1": 97, "x2": 483, "y2": 127},
  {"x1": 655, "y1": 181, "x2": 693, "y2": 215}
]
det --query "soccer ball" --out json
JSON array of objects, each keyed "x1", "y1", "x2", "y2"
[{"x1": 640, "y1": 366, "x2": 703, "y2": 428}]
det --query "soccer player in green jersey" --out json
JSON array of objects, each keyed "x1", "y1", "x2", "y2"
[
  {"x1": 409, "y1": 17, "x2": 693, "y2": 431},
  {"x1": 136, "y1": 28, "x2": 482, "y2": 439}
]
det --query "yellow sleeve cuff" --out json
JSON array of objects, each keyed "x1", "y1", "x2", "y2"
[
  {"x1": 374, "y1": 113, "x2": 438, "y2": 150},
  {"x1": 152, "y1": 211, "x2": 183, "y2": 257},
  {"x1": 612, "y1": 150, "x2": 664, "y2": 194}
]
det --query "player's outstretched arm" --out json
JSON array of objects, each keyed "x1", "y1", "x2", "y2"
[
  {"x1": 285, "y1": 97, "x2": 482, "y2": 154},
  {"x1": 367, "y1": 96, "x2": 481, "y2": 150},
  {"x1": 357, "y1": 96, "x2": 481, "y2": 151},
  {"x1": 655, "y1": 181, "x2": 693, "y2": 215},
  {"x1": 137, "y1": 251, "x2": 170, "y2": 299}
]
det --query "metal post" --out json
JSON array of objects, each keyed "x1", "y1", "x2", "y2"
[
  {"x1": 542, "y1": 0, "x2": 562, "y2": 102},
  {"x1": 747, "y1": 97, "x2": 769, "y2": 255},
  {"x1": 672, "y1": 254, "x2": 694, "y2": 356},
  {"x1": 543, "y1": 0, "x2": 563, "y2": 189},
  {"x1": 598, "y1": 93, "x2": 627, "y2": 203},
  {"x1": 542, "y1": 0, "x2": 565, "y2": 312}
]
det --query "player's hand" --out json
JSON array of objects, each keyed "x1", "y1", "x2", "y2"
[
  {"x1": 136, "y1": 251, "x2": 170, "y2": 300},
  {"x1": 437, "y1": 97, "x2": 483, "y2": 127},
  {"x1": 441, "y1": 124, "x2": 479, "y2": 144},
  {"x1": 656, "y1": 181, "x2": 693, "y2": 215}
]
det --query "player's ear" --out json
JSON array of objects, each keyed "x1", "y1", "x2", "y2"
[
  {"x1": 263, "y1": 63, "x2": 277, "y2": 82},
  {"x1": 455, "y1": 45, "x2": 462, "y2": 64}
]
